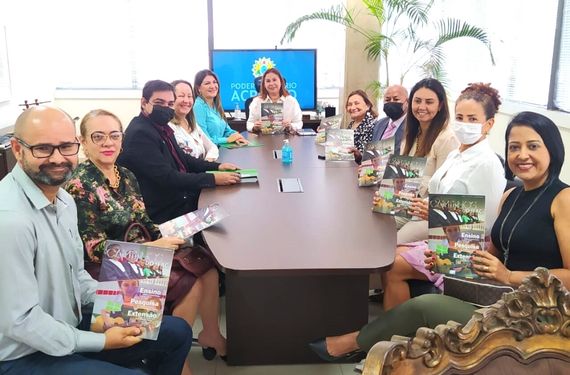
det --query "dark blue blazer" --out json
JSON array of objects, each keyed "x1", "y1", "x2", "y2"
[{"x1": 372, "y1": 116, "x2": 406, "y2": 155}]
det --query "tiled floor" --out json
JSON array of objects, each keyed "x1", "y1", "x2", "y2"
[{"x1": 186, "y1": 298, "x2": 383, "y2": 374}]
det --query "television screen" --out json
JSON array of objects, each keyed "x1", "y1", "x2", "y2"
[{"x1": 210, "y1": 49, "x2": 317, "y2": 111}]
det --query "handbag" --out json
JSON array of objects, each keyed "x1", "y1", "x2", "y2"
[
  {"x1": 443, "y1": 276, "x2": 514, "y2": 307},
  {"x1": 123, "y1": 221, "x2": 152, "y2": 243},
  {"x1": 167, "y1": 245, "x2": 216, "y2": 310}
]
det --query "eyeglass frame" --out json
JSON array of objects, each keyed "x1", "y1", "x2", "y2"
[
  {"x1": 90, "y1": 131, "x2": 123, "y2": 145},
  {"x1": 14, "y1": 137, "x2": 81, "y2": 158}
]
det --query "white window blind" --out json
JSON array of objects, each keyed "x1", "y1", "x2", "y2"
[
  {"x1": 553, "y1": 0, "x2": 570, "y2": 111},
  {"x1": 417, "y1": 0, "x2": 558, "y2": 106}
]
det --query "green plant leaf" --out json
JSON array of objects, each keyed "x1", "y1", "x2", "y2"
[
  {"x1": 280, "y1": 4, "x2": 358, "y2": 44},
  {"x1": 433, "y1": 18, "x2": 495, "y2": 65},
  {"x1": 362, "y1": 0, "x2": 385, "y2": 24},
  {"x1": 365, "y1": 32, "x2": 391, "y2": 60},
  {"x1": 366, "y1": 80, "x2": 384, "y2": 100}
]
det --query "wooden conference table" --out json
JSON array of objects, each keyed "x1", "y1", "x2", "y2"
[{"x1": 199, "y1": 133, "x2": 396, "y2": 365}]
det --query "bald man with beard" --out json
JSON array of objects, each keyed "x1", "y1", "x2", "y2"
[{"x1": 0, "y1": 107, "x2": 193, "y2": 375}]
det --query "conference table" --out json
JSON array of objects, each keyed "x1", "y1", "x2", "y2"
[{"x1": 199, "y1": 133, "x2": 396, "y2": 365}]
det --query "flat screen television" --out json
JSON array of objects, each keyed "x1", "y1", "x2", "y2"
[{"x1": 210, "y1": 49, "x2": 317, "y2": 111}]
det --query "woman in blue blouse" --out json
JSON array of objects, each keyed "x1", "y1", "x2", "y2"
[{"x1": 193, "y1": 69, "x2": 248, "y2": 146}]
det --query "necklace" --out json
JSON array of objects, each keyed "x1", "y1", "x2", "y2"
[
  {"x1": 499, "y1": 179, "x2": 553, "y2": 265},
  {"x1": 109, "y1": 164, "x2": 121, "y2": 189}
]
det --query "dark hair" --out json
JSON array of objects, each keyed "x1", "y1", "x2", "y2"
[
  {"x1": 171, "y1": 79, "x2": 196, "y2": 132},
  {"x1": 194, "y1": 69, "x2": 226, "y2": 120},
  {"x1": 79, "y1": 109, "x2": 123, "y2": 138},
  {"x1": 402, "y1": 78, "x2": 449, "y2": 157},
  {"x1": 345, "y1": 89, "x2": 379, "y2": 118},
  {"x1": 456, "y1": 82, "x2": 502, "y2": 120},
  {"x1": 504, "y1": 111, "x2": 565, "y2": 181},
  {"x1": 141, "y1": 80, "x2": 175, "y2": 103},
  {"x1": 259, "y1": 68, "x2": 290, "y2": 99}
]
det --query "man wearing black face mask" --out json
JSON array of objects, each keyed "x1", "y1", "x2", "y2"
[
  {"x1": 372, "y1": 85, "x2": 408, "y2": 155},
  {"x1": 118, "y1": 80, "x2": 241, "y2": 224}
]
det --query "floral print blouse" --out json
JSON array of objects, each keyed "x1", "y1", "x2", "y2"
[
  {"x1": 65, "y1": 160, "x2": 160, "y2": 264},
  {"x1": 352, "y1": 111, "x2": 376, "y2": 153}
]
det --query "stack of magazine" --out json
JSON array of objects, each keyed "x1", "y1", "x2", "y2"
[
  {"x1": 357, "y1": 138, "x2": 395, "y2": 187},
  {"x1": 429, "y1": 194, "x2": 486, "y2": 279},
  {"x1": 325, "y1": 129, "x2": 355, "y2": 161},
  {"x1": 91, "y1": 240, "x2": 174, "y2": 340},
  {"x1": 372, "y1": 155, "x2": 427, "y2": 219},
  {"x1": 261, "y1": 102, "x2": 284, "y2": 134},
  {"x1": 158, "y1": 203, "x2": 230, "y2": 241}
]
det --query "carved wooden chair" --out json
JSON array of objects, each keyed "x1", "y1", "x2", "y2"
[{"x1": 362, "y1": 267, "x2": 570, "y2": 374}]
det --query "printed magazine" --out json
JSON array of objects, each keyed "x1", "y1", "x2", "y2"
[
  {"x1": 158, "y1": 203, "x2": 230, "y2": 240},
  {"x1": 92, "y1": 240, "x2": 174, "y2": 340},
  {"x1": 428, "y1": 194, "x2": 486, "y2": 279},
  {"x1": 325, "y1": 129, "x2": 355, "y2": 161},
  {"x1": 358, "y1": 138, "x2": 395, "y2": 187},
  {"x1": 261, "y1": 102, "x2": 284, "y2": 134}
]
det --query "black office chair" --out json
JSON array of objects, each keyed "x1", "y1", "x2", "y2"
[{"x1": 244, "y1": 96, "x2": 254, "y2": 120}]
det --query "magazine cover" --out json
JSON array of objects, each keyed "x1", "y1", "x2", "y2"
[
  {"x1": 261, "y1": 102, "x2": 284, "y2": 134},
  {"x1": 372, "y1": 178, "x2": 422, "y2": 218},
  {"x1": 92, "y1": 240, "x2": 174, "y2": 340},
  {"x1": 325, "y1": 129, "x2": 355, "y2": 161},
  {"x1": 428, "y1": 194, "x2": 486, "y2": 279},
  {"x1": 158, "y1": 203, "x2": 230, "y2": 240},
  {"x1": 382, "y1": 154, "x2": 427, "y2": 180},
  {"x1": 315, "y1": 114, "x2": 343, "y2": 144},
  {"x1": 357, "y1": 138, "x2": 395, "y2": 187}
]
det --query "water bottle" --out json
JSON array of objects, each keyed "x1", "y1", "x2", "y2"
[
  {"x1": 234, "y1": 103, "x2": 241, "y2": 119},
  {"x1": 282, "y1": 139, "x2": 293, "y2": 164}
]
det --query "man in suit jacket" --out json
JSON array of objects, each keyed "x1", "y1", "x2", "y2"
[
  {"x1": 118, "y1": 80, "x2": 241, "y2": 224},
  {"x1": 372, "y1": 85, "x2": 408, "y2": 155}
]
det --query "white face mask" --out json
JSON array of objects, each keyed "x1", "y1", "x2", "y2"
[{"x1": 452, "y1": 121, "x2": 483, "y2": 145}]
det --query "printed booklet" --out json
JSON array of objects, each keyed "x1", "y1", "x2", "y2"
[
  {"x1": 382, "y1": 154, "x2": 427, "y2": 180},
  {"x1": 325, "y1": 129, "x2": 355, "y2": 161},
  {"x1": 92, "y1": 240, "x2": 174, "y2": 340},
  {"x1": 372, "y1": 155, "x2": 427, "y2": 218},
  {"x1": 315, "y1": 114, "x2": 343, "y2": 144},
  {"x1": 208, "y1": 169, "x2": 258, "y2": 183},
  {"x1": 357, "y1": 138, "x2": 395, "y2": 187},
  {"x1": 261, "y1": 102, "x2": 284, "y2": 134},
  {"x1": 158, "y1": 203, "x2": 230, "y2": 240},
  {"x1": 428, "y1": 194, "x2": 486, "y2": 279},
  {"x1": 218, "y1": 139, "x2": 263, "y2": 149},
  {"x1": 372, "y1": 179, "x2": 422, "y2": 218}
]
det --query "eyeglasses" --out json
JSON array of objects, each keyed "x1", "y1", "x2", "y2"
[
  {"x1": 15, "y1": 138, "x2": 80, "y2": 158},
  {"x1": 90, "y1": 131, "x2": 123, "y2": 145}
]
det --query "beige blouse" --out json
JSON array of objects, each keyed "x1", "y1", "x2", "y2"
[{"x1": 401, "y1": 125, "x2": 460, "y2": 196}]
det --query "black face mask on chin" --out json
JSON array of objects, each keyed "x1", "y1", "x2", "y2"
[
  {"x1": 148, "y1": 105, "x2": 175, "y2": 126},
  {"x1": 383, "y1": 102, "x2": 404, "y2": 121}
]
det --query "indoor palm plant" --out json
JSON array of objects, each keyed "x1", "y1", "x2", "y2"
[{"x1": 281, "y1": 0, "x2": 494, "y2": 96}]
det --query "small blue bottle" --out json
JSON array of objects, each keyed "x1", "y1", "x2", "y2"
[{"x1": 282, "y1": 139, "x2": 293, "y2": 164}]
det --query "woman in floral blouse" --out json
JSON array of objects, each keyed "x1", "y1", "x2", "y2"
[
  {"x1": 66, "y1": 109, "x2": 227, "y2": 362},
  {"x1": 346, "y1": 89, "x2": 378, "y2": 153}
]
